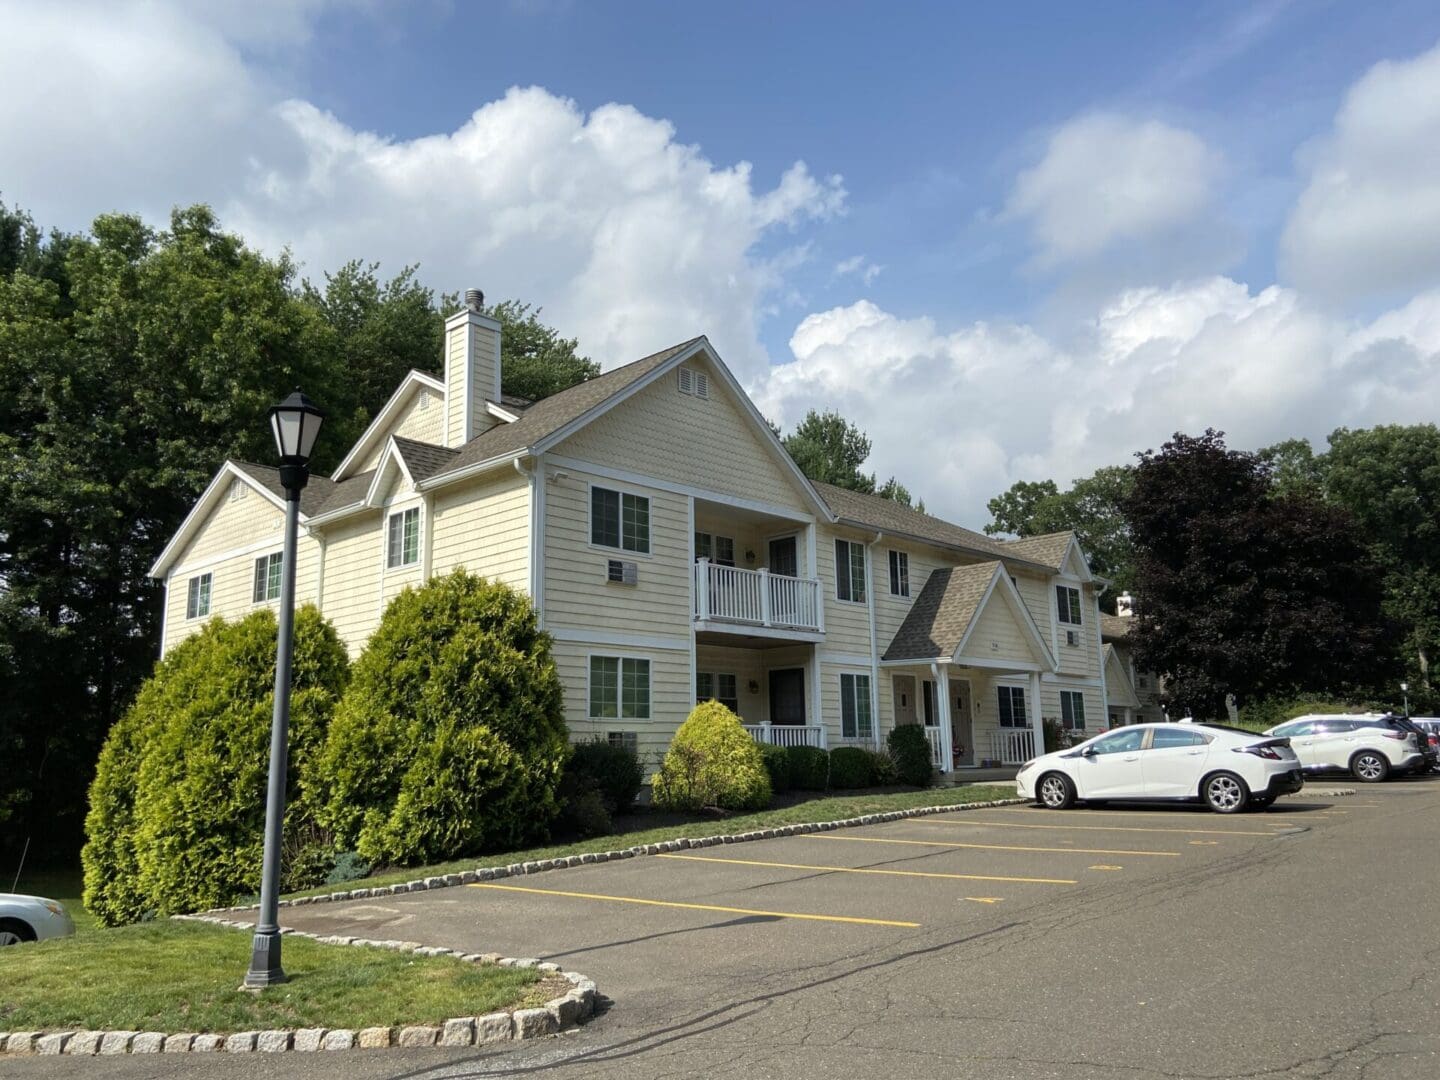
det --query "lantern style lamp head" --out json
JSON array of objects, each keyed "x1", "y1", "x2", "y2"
[{"x1": 268, "y1": 389, "x2": 324, "y2": 493}]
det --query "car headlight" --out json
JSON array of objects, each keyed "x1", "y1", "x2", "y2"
[
  {"x1": 43, "y1": 901, "x2": 65, "y2": 917},
  {"x1": 1017, "y1": 759, "x2": 1036, "y2": 774}
]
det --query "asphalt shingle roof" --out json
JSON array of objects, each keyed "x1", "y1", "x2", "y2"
[
  {"x1": 998, "y1": 531, "x2": 1075, "y2": 571},
  {"x1": 392, "y1": 436, "x2": 460, "y2": 483},
  {"x1": 882, "y1": 561, "x2": 1002, "y2": 662},
  {"x1": 1100, "y1": 612, "x2": 1132, "y2": 640},
  {"x1": 231, "y1": 461, "x2": 339, "y2": 518}
]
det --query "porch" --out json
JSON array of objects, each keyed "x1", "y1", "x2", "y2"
[
  {"x1": 695, "y1": 641, "x2": 826, "y2": 750},
  {"x1": 889, "y1": 666, "x2": 1043, "y2": 773}
]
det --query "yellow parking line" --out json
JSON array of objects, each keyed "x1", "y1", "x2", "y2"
[
  {"x1": 656, "y1": 852, "x2": 1077, "y2": 885},
  {"x1": 985, "y1": 807, "x2": 1299, "y2": 827},
  {"x1": 918, "y1": 818, "x2": 1277, "y2": 838},
  {"x1": 815, "y1": 833, "x2": 1180, "y2": 857},
  {"x1": 466, "y1": 883, "x2": 920, "y2": 928}
]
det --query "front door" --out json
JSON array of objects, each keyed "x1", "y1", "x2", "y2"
[
  {"x1": 768, "y1": 536, "x2": 798, "y2": 577},
  {"x1": 893, "y1": 676, "x2": 918, "y2": 727},
  {"x1": 952, "y1": 680, "x2": 975, "y2": 766},
  {"x1": 769, "y1": 668, "x2": 806, "y2": 725}
]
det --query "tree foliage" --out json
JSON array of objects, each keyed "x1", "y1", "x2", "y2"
[
  {"x1": 484, "y1": 299, "x2": 598, "y2": 401},
  {"x1": 651, "y1": 701, "x2": 772, "y2": 812},
  {"x1": 780, "y1": 409, "x2": 915, "y2": 505}
]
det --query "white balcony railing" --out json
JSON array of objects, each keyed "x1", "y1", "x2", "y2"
[
  {"x1": 694, "y1": 559, "x2": 823, "y2": 633},
  {"x1": 990, "y1": 728, "x2": 1036, "y2": 765},
  {"x1": 743, "y1": 723, "x2": 827, "y2": 749}
]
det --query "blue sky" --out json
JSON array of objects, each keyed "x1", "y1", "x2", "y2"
[{"x1": 3, "y1": 1, "x2": 1440, "y2": 522}]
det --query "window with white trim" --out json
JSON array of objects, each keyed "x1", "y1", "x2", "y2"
[
  {"x1": 386, "y1": 506, "x2": 420, "y2": 568},
  {"x1": 1056, "y1": 585, "x2": 1083, "y2": 626},
  {"x1": 591, "y1": 486, "x2": 650, "y2": 554},
  {"x1": 840, "y1": 673, "x2": 872, "y2": 739},
  {"x1": 589, "y1": 656, "x2": 650, "y2": 719},
  {"x1": 996, "y1": 685, "x2": 1027, "y2": 728},
  {"x1": 186, "y1": 573, "x2": 212, "y2": 619},
  {"x1": 835, "y1": 539, "x2": 867, "y2": 603},
  {"x1": 252, "y1": 552, "x2": 282, "y2": 603},
  {"x1": 888, "y1": 549, "x2": 909, "y2": 597},
  {"x1": 696, "y1": 672, "x2": 739, "y2": 712},
  {"x1": 694, "y1": 532, "x2": 735, "y2": 566},
  {"x1": 1060, "y1": 690, "x2": 1086, "y2": 731}
]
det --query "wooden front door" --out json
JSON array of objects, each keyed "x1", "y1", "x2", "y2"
[
  {"x1": 768, "y1": 536, "x2": 798, "y2": 577},
  {"x1": 769, "y1": 668, "x2": 806, "y2": 725},
  {"x1": 892, "y1": 675, "x2": 918, "y2": 726}
]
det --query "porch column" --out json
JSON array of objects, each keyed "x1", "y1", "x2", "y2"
[
  {"x1": 1029, "y1": 669, "x2": 1044, "y2": 761},
  {"x1": 695, "y1": 557, "x2": 710, "y2": 621},
  {"x1": 932, "y1": 661, "x2": 953, "y2": 774},
  {"x1": 810, "y1": 646, "x2": 826, "y2": 748}
]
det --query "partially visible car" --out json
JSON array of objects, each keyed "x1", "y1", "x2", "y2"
[
  {"x1": 1017, "y1": 722, "x2": 1304, "y2": 814},
  {"x1": 1386, "y1": 715, "x2": 1439, "y2": 773},
  {"x1": 0, "y1": 893, "x2": 76, "y2": 945},
  {"x1": 1264, "y1": 714, "x2": 1425, "y2": 782}
]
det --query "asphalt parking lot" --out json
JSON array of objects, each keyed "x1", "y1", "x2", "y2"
[{"x1": 13, "y1": 775, "x2": 1440, "y2": 1079}]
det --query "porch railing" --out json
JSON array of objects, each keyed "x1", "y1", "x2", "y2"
[
  {"x1": 923, "y1": 725, "x2": 945, "y2": 770},
  {"x1": 694, "y1": 559, "x2": 823, "y2": 632},
  {"x1": 990, "y1": 728, "x2": 1036, "y2": 765},
  {"x1": 743, "y1": 722, "x2": 827, "y2": 749}
]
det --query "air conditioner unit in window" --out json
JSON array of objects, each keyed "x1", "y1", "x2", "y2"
[
  {"x1": 607, "y1": 731, "x2": 638, "y2": 753},
  {"x1": 607, "y1": 559, "x2": 638, "y2": 585},
  {"x1": 1066, "y1": 629, "x2": 1080, "y2": 647}
]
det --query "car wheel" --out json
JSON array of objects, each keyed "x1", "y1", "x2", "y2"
[
  {"x1": 1037, "y1": 772, "x2": 1076, "y2": 810},
  {"x1": 0, "y1": 919, "x2": 35, "y2": 946},
  {"x1": 1351, "y1": 751, "x2": 1389, "y2": 783},
  {"x1": 1203, "y1": 771, "x2": 1249, "y2": 814}
]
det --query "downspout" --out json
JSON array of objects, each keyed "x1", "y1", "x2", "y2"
[
  {"x1": 1094, "y1": 581, "x2": 1110, "y2": 729},
  {"x1": 867, "y1": 531, "x2": 882, "y2": 749},
  {"x1": 158, "y1": 574, "x2": 170, "y2": 658},
  {"x1": 517, "y1": 455, "x2": 544, "y2": 626},
  {"x1": 314, "y1": 529, "x2": 328, "y2": 613}
]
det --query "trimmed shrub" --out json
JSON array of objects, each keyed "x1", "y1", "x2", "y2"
[
  {"x1": 325, "y1": 851, "x2": 372, "y2": 886},
  {"x1": 567, "y1": 739, "x2": 646, "y2": 814},
  {"x1": 310, "y1": 571, "x2": 568, "y2": 867},
  {"x1": 828, "y1": 746, "x2": 876, "y2": 789},
  {"x1": 787, "y1": 745, "x2": 830, "y2": 790},
  {"x1": 1042, "y1": 717, "x2": 1064, "y2": 753},
  {"x1": 759, "y1": 743, "x2": 793, "y2": 793},
  {"x1": 82, "y1": 607, "x2": 349, "y2": 925},
  {"x1": 887, "y1": 724, "x2": 934, "y2": 787},
  {"x1": 867, "y1": 748, "x2": 900, "y2": 787},
  {"x1": 651, "y1": 702, "x2": 772, "y2": 812}
]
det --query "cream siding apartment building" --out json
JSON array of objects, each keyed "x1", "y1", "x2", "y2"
[{"x1": 151, "y1": 295, "x2": 1112, "y2": 774}]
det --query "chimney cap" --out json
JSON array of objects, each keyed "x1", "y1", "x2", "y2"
[{"x1": 465, "y1": 288, "x2": 485, "y2": 312}]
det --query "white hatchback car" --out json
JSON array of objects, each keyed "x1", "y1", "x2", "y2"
[
  {"x1": 1263, "y1": 714, "x2": 1425, "y2": 782},
  {"x1": 0, "y1": 893, "x2": 76, "y2": 946},
  {"x1": 1017, "y1": 723, "x2": 1305, "y2": 813}
]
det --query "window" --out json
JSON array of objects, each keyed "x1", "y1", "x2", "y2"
[
  {"x1": 186, "y1": 573, "x2": 212, "y2": 619},
  {"x1": 835, "y1": 539, "x2": 867, "y2": 603},
  {"x1": 591, "y1": 486, "x2": 650, "y2": 554},
  {"x1": 1056, "y1": 585, "x2": 1083, "y2": 626},
  {"x1": 888, "y1": 550, "x2": 909, "y2": 597},
  {"x1": 1151, "y1": 727, "x2": 1207, "y2": 749},
  {"x1": 589, "y1": 656, "x2": 650, "y2": 719},
  {"x1": 996, "y1": 685, "x2": 1027, "y2": 728},
  {"x1": 840, "y1": 673, "x2": 872, "y2": 739},
  {"x1": 696, "y1": 672, "x2": 739, "y2": 712},
  {"x1": 1060, "y1": 690, "x2": 1086, "y2": 731},
  {"x1": 386, "y1": 506, "x2": 420, "y2": 568},
  {"x1": 252, "y1": 552, "x2": 282, "y2": 602},
  {"x1": 1090, "y1": 729, "x2": 1144, "y2": 755},
  {"x1": 694, "y1": 532, "x2": 735, "y2": 566}
]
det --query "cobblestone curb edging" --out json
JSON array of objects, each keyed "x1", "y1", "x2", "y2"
[{"x1": 0, "y1": 922, "x2": 598, "y2": 1057}]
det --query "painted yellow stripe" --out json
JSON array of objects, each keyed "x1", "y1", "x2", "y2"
[
  {"x1": 919, "y1": 818, "x2": 1277, "y2": 838},
  {"x1": 815, "y1": 833, "x2": 1180, "y2": 858},
  {"x1": 656, "y1": 852, "x2": 1077, "y2": 885},
  {"x1": 984, "y1": 807, "x2": 1299, "y2": 827},
  {"x1": 466, "y1": 883, "x2": 920, "y2": 928}
]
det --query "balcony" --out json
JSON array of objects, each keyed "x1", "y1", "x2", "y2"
[{"x1": 693, "y1": 559, "x2": 825, "y2": 641}]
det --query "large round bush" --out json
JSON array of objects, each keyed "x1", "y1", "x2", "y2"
[
  {"x1": 651, "y1": 702, "x2": 772, "y2": 812},
  {"x1": 887, "y1": 724, "x2": 935, "y2": 787},
  {"x1": 786, "y1": 745, "x2": 830, "y2": 790},
  {"x1": 827, "y1": 746, "x2": 876, "y2": 789},
  {"x1": 81, "y1": 607, "x2": 349, "y2": 925},
  {"x1": 311, "y1": 570, "x2": 568, "y2": 866}
]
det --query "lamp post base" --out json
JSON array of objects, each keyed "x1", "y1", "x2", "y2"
[{"x1": 243, "y1": 930, "x2": 287, "y2": 988}]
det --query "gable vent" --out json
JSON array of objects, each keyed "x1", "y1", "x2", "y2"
[
  {"x1": 678, "y1": 366, "x2": 709, "y2": 399},
  {"x1": 607, "y1": 559, "x2": 638, "y2": 585}
]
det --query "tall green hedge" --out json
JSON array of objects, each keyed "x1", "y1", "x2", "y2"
[
  {"x1": 310, "y1": 571, "x2": 568, "y2": 866},
  {"x1": 81, "y1": 607, "x2": 349, "y2": 926}
]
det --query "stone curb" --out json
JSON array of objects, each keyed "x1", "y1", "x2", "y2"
[{"x1": 0, "y1": 926, "x2": 598, "y2": 1057}]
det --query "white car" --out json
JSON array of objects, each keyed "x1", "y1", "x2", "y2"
[
  {"x1": 1263, "y1": 714, "x2": 1425, "y2": 782},
  {"x1": 1017, "y1": 723, "x2": 1305, "y2": 814},
  {"x1": 0, "y1": 893, "x2": 76, "y2": 946}
]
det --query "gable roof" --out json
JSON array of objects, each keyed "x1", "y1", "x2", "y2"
[
  {"x1": 1100, "y1": 612, "x2": 1132, "y2": 640},
  {"x1": 882, "y1": 561, "x2": 1056, "y2": 669},
  {"x1": 392, "y1": 436, "x2": 459, "y2": 483},
  {"x1": 331, "y1": 369, "x2": 445, "y2": 481},
  {"x1": 1103, "y1": 642, "x2": 1142, "y2": 709},
  {"x1": 232, "y1": 461, "x2": 337, "y2": 517},
  {"x1": 998, "y1": 531, "x2": 1077, "y2": 571}
]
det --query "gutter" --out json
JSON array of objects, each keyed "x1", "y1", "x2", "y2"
[{"x1": 832, "y1": 517, "x2": 1053, "y2": 575}]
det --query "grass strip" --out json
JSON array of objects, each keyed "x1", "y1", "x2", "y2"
[{"x1": 0, "y1": 920, "x2": 541, "y2": 1033}]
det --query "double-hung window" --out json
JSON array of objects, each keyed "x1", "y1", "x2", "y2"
[
  {"x1": 1056, "y1": 585, "x2": 1083, "y2": 626},
  {"x1": 592, "y1": 486, "x2": 650, "y2": 554},
  {"x1": 186, "y1": 573, "x2": 212, "y2": 619},
  {"x1": 696, "y1": 672, "x2": 739, "y2": 712},
  {"x1": 1060, "y1": 690, "x2": 1086, "y2": 731},
  {"x1": 694, "y1": 532, "x2": 735, "y2": 566},
  {"x1": 888, "y1": 550, "x2": 909, "y2": 597},
  {"x1": 386, "y1": 506, "x2": 420, "y2": 569},
  {"x1": 835, "y1": 539, "x2": 867, "y2": 603},
  {"x1": 840, "y1": 673, "x2": 872, "y2": 739},
  {"x1": 996, "y1": 685, "x2": 1027, "y2": 728},
  {"x1": 252, "y1": 552, "x2": 282, "y2": 603},
  {"x1": 589, "y1": 656, "x2": 650, "y2": 719}
]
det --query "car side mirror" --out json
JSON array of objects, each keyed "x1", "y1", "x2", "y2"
[{"x1": 1081, "y1": 746, "x2": 1098, "y2": 757}]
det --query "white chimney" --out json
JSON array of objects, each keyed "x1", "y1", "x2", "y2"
[
  {"x1": 443, "y1": 288, "x2": 503, "y2": 447},
  {"x1": 1116, "y1": 592, "x2": 1135, "y2": 618}
]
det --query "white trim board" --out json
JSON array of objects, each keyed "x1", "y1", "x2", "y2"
[
  {"x1": 331, "y1": 370, "x2": 445, "y2": 482},
  {"x1": 544, "y1": 455, "x2": 815, "y2": 525},
  {"x1": 149, "y1": 462, "x2": 290, "y2": 579},
  {"x1": 548, "y1": 627, "x2": 691, "y2": 652}
]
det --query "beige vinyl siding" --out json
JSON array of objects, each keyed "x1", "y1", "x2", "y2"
[
  {"x1": 552, "y1": 639, "x2": 689, "y2": 766},
  {"x1": 1012, "y1": 573, "x2": 1051, "y2": 637},
  {"x1": 1104, "y1": 648, "x2": 1142, "y2": 710},
  {"x1": 430, "y1": 469, "x2": 531, "y2": 594},
  {"x1": 694, "y1": 644, "x2": 767, "y2": 725},
  {"x1": 353, "y1": 387, "x2": 446, "y2": 473},
  {"x1": 820, "y1": 660, "x2": 879, "y2": 746},
  {"x1": 319, "y1": 511, "x2": 384, "y2": 655},
  {"x1": 1055, "y1": 581, "x2": 1099, "y2": 676},
  {"x1": 958, "y1": 596, "x2": 1035, "y2": 666},
  {"x1": 554, "y1": 356, "x2": 809, "y2": 512},
  {"x1": 815, "y1": 524, "x2": 873, "y2": 657},
  {"x1": 444, "y1": 320, "x2": 500, "y2": 449},
  {"x1": 542, "y1": 466, "x2": 689, "y2": 637},
  {"x1": 1039, "y1": 682, "x2": 1103, "y2": 735},
  {"x1": 445, "y1": 326, "x2": 468, "y2": 447},
  {"x1": 186, "y1": 482, "x2": 283, "y2": 560},
  {"x1": 873, "y1": 541, "x2": 968, "y2": 647}
]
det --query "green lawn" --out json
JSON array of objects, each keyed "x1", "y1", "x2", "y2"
[
  {"x1": 0, "y1": 917, "x2": 542, "y2": 1033},
  {"x1": 291, "y1": 783, "x2": 1018, "y2": 898}
]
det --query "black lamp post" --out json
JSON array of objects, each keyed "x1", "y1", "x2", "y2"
[{"x1": 244, "y1": 389, "x2": 324, "y2": 989}]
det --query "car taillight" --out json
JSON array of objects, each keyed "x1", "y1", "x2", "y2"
[
  {"x1": 1237, "y1": 745, "x2": 1282, "y2": 759},
  {"x1": 1382, "y1": 730, "x2": 1407, "y2": 741}
]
